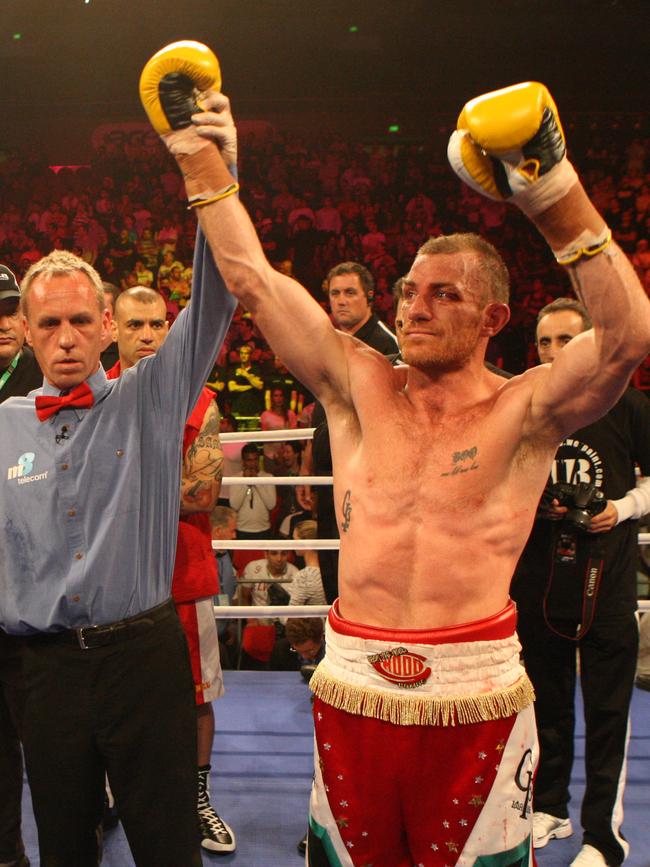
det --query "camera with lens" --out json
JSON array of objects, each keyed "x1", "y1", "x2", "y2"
[{"x1": 540, "y1": 481, "x2": 607, "y2": 531}]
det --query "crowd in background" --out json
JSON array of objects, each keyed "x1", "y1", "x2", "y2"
[{"x1": 1, "y1": 111, "x2": 648, "y2": 401}]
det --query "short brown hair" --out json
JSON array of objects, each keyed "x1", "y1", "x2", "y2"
[
  {"x1": 211, "y1": 505, "x2": 236, "y2": 530},
  {"x1": 536, "y1": 297, "x2": 592, "y2": 331},
  {"x1": 326, "y1": 261, "x2": 374, "y2": 299},
  {"x1": 285, "y1": 617, "x2": 324, "y2": 646},
  {"x1": 114, "y1": 286, "x2": 165, "y2": 316},
  {"x1": 416, "y1": 233, "x2": 510, "y2": 304},
  {"x1": 21, "y1": 250, "x2": 104, "y2": 317}
]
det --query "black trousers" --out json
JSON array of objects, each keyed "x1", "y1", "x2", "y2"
[
  {"x1": 0, "y1": 630, "x2": 27, "y2": 864},
  {"x1": 517, "y1": 609, "x2": 638, "y2": 866},
  {"x1": 20, "y1": 604, "x2": 202, "y2": 867}
]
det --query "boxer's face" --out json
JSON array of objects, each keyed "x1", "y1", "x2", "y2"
[
  {"x1": 24, "y1": 272, "x2": 109, "y2": 390},
  {"x1": 399, "y1": 253, "x2": 494, "y2": 371}
]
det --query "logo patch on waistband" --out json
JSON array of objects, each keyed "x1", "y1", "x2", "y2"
[{"x1": 367, "y1": 646, "x2": 431, "y2": 688}]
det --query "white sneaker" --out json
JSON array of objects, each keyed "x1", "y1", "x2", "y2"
[
  {"x1": 532, "y1": 811, "x2": 573, "y2": 848},
  {"x1": 570, "y1": 845, "x2": 609, "y2": 866}
]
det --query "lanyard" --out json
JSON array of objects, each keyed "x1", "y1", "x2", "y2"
[{"x1": 0, "y1": 352, "x2": 20, "y2": 394}]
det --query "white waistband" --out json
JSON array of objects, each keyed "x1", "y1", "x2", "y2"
[{"x1": 321, "y1": 619, "x2": 526, "y2": 697}]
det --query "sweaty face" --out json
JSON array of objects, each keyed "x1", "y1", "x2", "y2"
[
  {"x1": 24, "y1": 273, "x2": 109, "y2": 390},
  {"x1": 399, "y1": 253, "x2": 486, "y2": 372},
  {"x1": 536, "y1": 310, "x2": 585, "y2": 364},
  {"x1": 0, "y1": 298, "x2": 26, "y2": 367},
  {"x1": 111, "y1": 296, "x2": 168, "y2": 370},
  {"x1": 328, "y1": 273, "x2": 371, "y2": 333}
]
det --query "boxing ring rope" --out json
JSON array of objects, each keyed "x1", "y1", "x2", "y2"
[
  {"x1": 214, "y1": 539, "x2": 339, "y2": 550},
  {"x1": 222, "y1": 476, "x2": 332, "y2": 486},
  {"x1": 220, "y1": 428, "x2": 315, "y2": 443},
  {"x1": 216, "y1": 426, "x2": 650, "y2": 619}
]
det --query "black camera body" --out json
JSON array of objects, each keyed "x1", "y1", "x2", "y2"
[{"x1": 541, "y1": 481, "x2": 607, "y2": 531}]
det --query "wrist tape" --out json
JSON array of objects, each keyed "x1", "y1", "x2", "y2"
[
  {"x1": 554, "y1": 226, "x2": 613, "y2": 267},
  {"x1": 512, "y1": 157, "x2": 578, "y2": 218}
]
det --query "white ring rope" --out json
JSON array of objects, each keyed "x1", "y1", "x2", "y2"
[
  {"x1": 213, "y1": 604, "x2": 330, "y2": 619},
  {"x1": 213, "y1": 538, "x2": 340, "y2": 550},
  {"x1": 222, "y1": 475, "x2": 332, "y2": 486},
  {"x1": 220, "y1": 428, "x2": 315, "y2": 443},
  {"x1": 214, "y1": 600, "x2": 650, "y2": 617}
]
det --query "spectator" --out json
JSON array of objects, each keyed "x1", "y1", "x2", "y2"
[
  {"x1": 237, "y1": 547, "x2": 299, "y2": 670},
  {"x1": 288, "y1": 520, "x2": 327, "y2": 607},
  {"x1": 260, "y1": 386, "x2": 298, "y2": 472},
  {"x1": 211, "y1": 506, "x2": 239, "y2": 670},
  {"x1": 229, "y1": 443, "x2": 276, "y2": 542},
  {"x1": 227, "y1": 344, "x2": 265, "y2": 427}
]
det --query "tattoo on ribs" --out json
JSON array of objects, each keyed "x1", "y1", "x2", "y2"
[
  {"x1": 441, "y1": 445, "x2": 479, "y2": 477},
  {"x1": 341, "y1": 490, "x2": 352, "y2": 533}
]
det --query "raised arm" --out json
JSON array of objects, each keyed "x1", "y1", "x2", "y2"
[
  {"x1": 449, "y1": 82, "x2": 650, "y2": 439},
  {"x1": 139, "y1": 41, "x2": 351, "y2": 409}
]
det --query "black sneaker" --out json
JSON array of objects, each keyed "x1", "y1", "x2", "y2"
[
  {"x1": 198, "y1": 806, "x2": 236, "y2": 853},
  {"x1": 297, "y1": 831, "x2": 307, "y2": 855}
]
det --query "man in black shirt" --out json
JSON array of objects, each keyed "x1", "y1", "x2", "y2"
[
  {"x1": 326, "y1": 261, "x2": 399, "y2": 356},
  {"x1": 512, "y1": 298, "x2": 650, "y2": 867},
  {"x1": 308, "y1": 263, "x2": 399, "y2": 602},
  {"x1": 0, "y1": 265, "x2": 41, "y2": 402}
]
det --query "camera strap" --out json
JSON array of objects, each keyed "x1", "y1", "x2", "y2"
[{"x1": 543, "y1": 526, "x2": 605, "y2": 641}]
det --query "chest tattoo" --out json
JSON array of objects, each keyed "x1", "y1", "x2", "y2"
[
  {"x1": 341, "y1": 489, "x2": 352, "y2": 532},
  {"x1": 441, "y1": 445, "x2": 479, "y2": 477}
]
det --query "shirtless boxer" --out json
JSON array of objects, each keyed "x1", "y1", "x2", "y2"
[{"x1": 140, "y1": 43, "x2": 650, "y2": 867}]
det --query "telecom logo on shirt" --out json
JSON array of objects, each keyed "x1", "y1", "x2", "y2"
[{"x1": 6, "y1": 452, "x2": 49, "y2": 485}]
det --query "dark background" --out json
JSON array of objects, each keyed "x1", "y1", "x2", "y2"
[{"x1": 1, "y1": 0, "x2": 648, "y2": 158}]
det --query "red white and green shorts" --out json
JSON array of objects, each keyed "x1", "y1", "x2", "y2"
[
  {"x1": 307, "y1": 600, "x2": 538, "y2": 867},
  {"x1": 175, "y1": 597, "x2": 224, "y2": 706}
]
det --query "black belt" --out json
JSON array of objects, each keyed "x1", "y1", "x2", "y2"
[{"x1": 29, "y1": 599, "x2": 175, "y2": 650}]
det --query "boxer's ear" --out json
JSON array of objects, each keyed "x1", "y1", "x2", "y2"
[{"x1": 481, "y1": 302, "x2": 510, "y2": 337}]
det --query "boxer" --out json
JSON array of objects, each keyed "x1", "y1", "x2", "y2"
[{"x1": 140, "y1": 45, "x2": 650, "y2": 866}]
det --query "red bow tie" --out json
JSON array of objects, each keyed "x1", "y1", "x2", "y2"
[{"x1": 35, "y1": 382, "x2": 94, "y2": 422}]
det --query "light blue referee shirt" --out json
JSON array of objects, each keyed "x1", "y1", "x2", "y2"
[{"x1": 0, "y1": 229, "x2": 236, "y2": 634}]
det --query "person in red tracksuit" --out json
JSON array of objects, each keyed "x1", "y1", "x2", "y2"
[{"x1": 109, "y1": 285, "x2": 235, "y2": 854}]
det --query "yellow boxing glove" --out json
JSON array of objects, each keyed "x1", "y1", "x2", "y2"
[
  {"x1": 139, "y1": 41, "x2": 237, "y2": 208},
  {"x1": 447, "y1": 82, "x2": 578, "y2": 218},
  {"x1": 139, "y1": 40, "x2": 221, "y2": 134}
]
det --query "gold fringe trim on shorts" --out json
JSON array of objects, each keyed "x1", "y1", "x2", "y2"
[{"x1": 310, "y1": 667, "x2": 535, "y2": 727}]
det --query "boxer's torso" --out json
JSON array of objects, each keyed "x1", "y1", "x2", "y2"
[{"x1": 324, "y1": 343, "x2": 559, "y2": 628}]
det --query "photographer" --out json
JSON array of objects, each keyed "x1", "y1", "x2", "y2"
[{"x1": 512, "y1": 298, "x2": 650, "y2": 867}]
